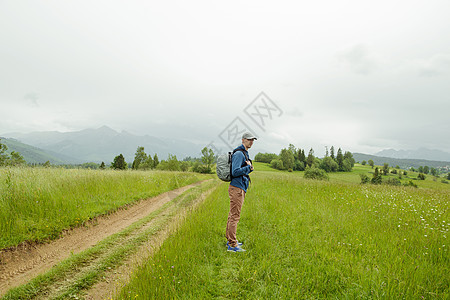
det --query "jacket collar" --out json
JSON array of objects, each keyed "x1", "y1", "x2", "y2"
[{"x1": 236, "y1": 144, "x2": 248, "y2": 153}]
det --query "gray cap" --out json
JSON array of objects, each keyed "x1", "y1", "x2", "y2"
[{"x1": 242, "y1": 132, "x2": 257, "y2": 140}]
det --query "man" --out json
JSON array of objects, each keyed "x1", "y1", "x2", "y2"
[{"x1": 226, "y1": 132, "x2": 257, "y2": 252}]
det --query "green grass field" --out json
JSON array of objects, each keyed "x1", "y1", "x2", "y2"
[
  {"x1": 118, "y1": 165, "x2": 449, "y2": 299},
  {"x1": 0, "y1": 167, "x2": 212, "y2": 249}
]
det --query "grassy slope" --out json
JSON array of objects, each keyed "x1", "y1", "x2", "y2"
[
  {"x1": 0, "y1": 168, "x2": 213, "y2": 249},
  {"x1": 118, "y1": 166, "x2": 449, "y2": 299}
]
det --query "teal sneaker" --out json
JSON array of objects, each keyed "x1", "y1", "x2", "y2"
[{"x1": 227, "y1": 245, "x2": 246, "y2": 252}]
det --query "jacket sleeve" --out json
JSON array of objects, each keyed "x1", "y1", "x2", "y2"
[{"x1": 231, "y1": 152, "x2": 252, "y2": 177}]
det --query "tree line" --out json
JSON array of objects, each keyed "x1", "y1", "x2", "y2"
[
  {"x1": 110, "y1": 146, "x2": 215, "y2": 174},
  {"x1": 255, "y1": 145, "x2": 355, "y2": 173}
]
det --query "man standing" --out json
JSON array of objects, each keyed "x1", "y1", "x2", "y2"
[{"x1": 226, "y1": 132, "x2": 257, "y2": 252}]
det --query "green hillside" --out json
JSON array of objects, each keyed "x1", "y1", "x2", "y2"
[
  {"x1": 353, "y1": 152, "x2": 449, "y2": 169},
  {"x1": 1, "y1": 137, "x2": 80, "y2": 164}
]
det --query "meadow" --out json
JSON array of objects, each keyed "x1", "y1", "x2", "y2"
[
  {"x1": 0, "y1": 167, "x2": 212, "y2": 249},
  {"x1": 118, "y1": 164, "x2": 449, "y2": 299}
]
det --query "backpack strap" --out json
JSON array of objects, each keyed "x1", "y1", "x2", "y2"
[{"x1": 231, "y1": 148, "x2": 252, "y2": 184}]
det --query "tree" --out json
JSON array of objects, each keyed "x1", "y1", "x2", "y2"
[
  {"x1": 141, "y1": 155, "x2": 154, "y2": 170},
  {"x1": 294, "y1": 160, "x2": 305, "y2": 171},
  {"x1": 163, "y1": 154, "x2": 180, "y2": 171},
  {"x1": 430, "y1": 168, "x2": 437, "y2": 176},
  {"x1": 8, "y1": 151, "x2": 26, "y2": 166},
  {"x1": 330, "y1": 146, "x2": 335, "y2": 160},
  {"x1": 180, "y1": 161, "x2": 190, "y2": 172},
  {"x1": 371, "y1": 167, "x2": 382, "y2": 184},
  {"x1": 99, "y1": 162, "x2": 106, "y2": 170},
  {"x1": 306, "y1": 148, "x2": 315, "y2": 168},
  {"x1": 280, "y1": 148, "x2": 295, "y2": 170},
  {"x1": 201, "y1": 147, "x2": 215, "y2": 173},
  {"x1": 153, "y1": 154, "x2": 159, "y2": 168},
  {"x1": 343, "y1": 151, "x2": 355, "y2": 168},
  {"x1": 132, "y1": 146, "x2": 147, "y2": 170},
  {"x1": 320, "y1": 156, "x2": 338, "y2": 172},
  {"x1": 368, "y1": 159, "x2": 374, "y2": 169},
  {"x1": 298, "y1": 149, "x2": 306, "y2": 164},
  {"x1": 255, "y1": 152, "x2": 278, "y2": 163},
  {"x1": 423, "y1": 166, "x2": 429, "y2": 175},
  {"x1": 361, "y1": 160, "x2": 367, "y2": 165},
  {"x1": 382, "y1": 163, "x2": 389, "y2": 175},
  {"x1": 418, "y1": 166, "x2": 424, "y2": 173},
  {"x1": 112, "y1": 154, "x2": 127, "y2": 170},
  {"x1": 336, "y1": 148, "x2": 344, "y2": 171},
  {"x1": 270, "y1": 159, "x2": 284, "y2": 170},
  {"x1": 447, "y1": 173, "x2": 450, "y2": 180},
  {"x1": 288, "y1": 144, "x2": 297, "y2": 157},
  {"x1": 342, "y1": 158, "x2": 353, "y2": 172},
  {"x1": 418, "y1": 173, "x2": 426, "y2": 180},
  {"x1": 0, "y1": 139, "x2": 9, "y2": 166}
]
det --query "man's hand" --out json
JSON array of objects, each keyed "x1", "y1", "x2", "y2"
[{"x1": 246, "y1": 160, "x2": 254, "y2": 171}]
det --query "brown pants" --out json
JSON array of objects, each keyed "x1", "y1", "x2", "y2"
[{"x1": 226, "y1": 185, "x2": 246, "y2": 247}]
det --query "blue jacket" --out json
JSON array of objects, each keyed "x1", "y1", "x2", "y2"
[{"x1": 230, "y1": 144, "x2": 253, "y2": 192}]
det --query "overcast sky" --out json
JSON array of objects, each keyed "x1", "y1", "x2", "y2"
[{"x1": 1, "y1": 0, "x2": 449, "y2": 156}]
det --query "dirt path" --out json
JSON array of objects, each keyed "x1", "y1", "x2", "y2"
[
  {"x1": 84, "y1": 182, "x2": 216, "y2": 300},
  {"x1": 0, "y1": 180, "x2": 213, "y2": 297}
]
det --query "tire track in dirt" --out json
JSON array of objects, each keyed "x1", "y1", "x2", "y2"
[
  {"x1": 84, "y1": 183, "x2": 218, "y2": 300},
  {"x1": 0, "y1": 180, "x2": 211, "y2": 296}
]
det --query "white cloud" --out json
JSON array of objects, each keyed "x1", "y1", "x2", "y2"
[{"x1": 1, "y1": 1, "x2": 450, "y2": 155}]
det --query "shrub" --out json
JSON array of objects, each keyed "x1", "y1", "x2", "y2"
[
  {"x1": 270, "y1": 159, "x2": 284, "y2": 170},
  {"x1": 304, "y1": 167, "x2": 329, "y2": 181},
  {"x1": 384, "y1": 178, "x2": 401, "y2": 186},
  {"x1": 320, "y1": 156, "x2": 338, "y2": 173},
  {"x1": 180, "y1": 161, "x2": 190, "y2": 172},
  {"x1": 360, "y1": 174, "x2": 370, "y2": 184},
  {"x1": 403, "y1": 180, "x2": 418, "y2": 188},
  {"x1": 441, "y1": 179, "x2": 448, "y2": 184},
  {"x1": 417, "y1": 173, "x2": 426, "y2": 180}
]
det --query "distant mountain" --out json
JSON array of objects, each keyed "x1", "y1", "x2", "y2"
[
  {"x1": 0, "y1": 137, "x2": 81, "y2": 164},
  {"x1": 353, "y1": 153, "x2": 450, "y2": 169},
  {"x1": 1, "y1": 126, "x2": 203, "y2": 164},
  {"x1": 375, "y1": 148, "x2": 450, "y2": 162}
]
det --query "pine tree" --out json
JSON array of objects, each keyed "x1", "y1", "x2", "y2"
[
  {"x1": 330, "y1": 146, "x2": 335, "y2": 160},
  {"x1": 336, "y1": 148, "x2": 344, "y2": 171},
  {"x1": 153, "y1": 154, "x2": 159, "y2": 168},
  {"x1": 298, "y1": 149, "x2": 306, "y2": 163},
  {"x1": 306, "y1": 148, "x2": 315, "y2": 168},
  {"x1": 112, "y1": 154, "x2": 127, "y2": 170},
  {"x1": 99, "y1": 162, "x2": 106, "y2": 170}
]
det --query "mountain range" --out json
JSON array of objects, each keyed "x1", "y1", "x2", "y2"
[
  {"x1": 2, "y1": 126, "x2": 449, "y2": 167},
  {"x1": 1, "y1": 126, "x2": 203, "y2": 164},
  {"x1": 375, "y1": 148, "x2": 450, "y2": 162}
]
